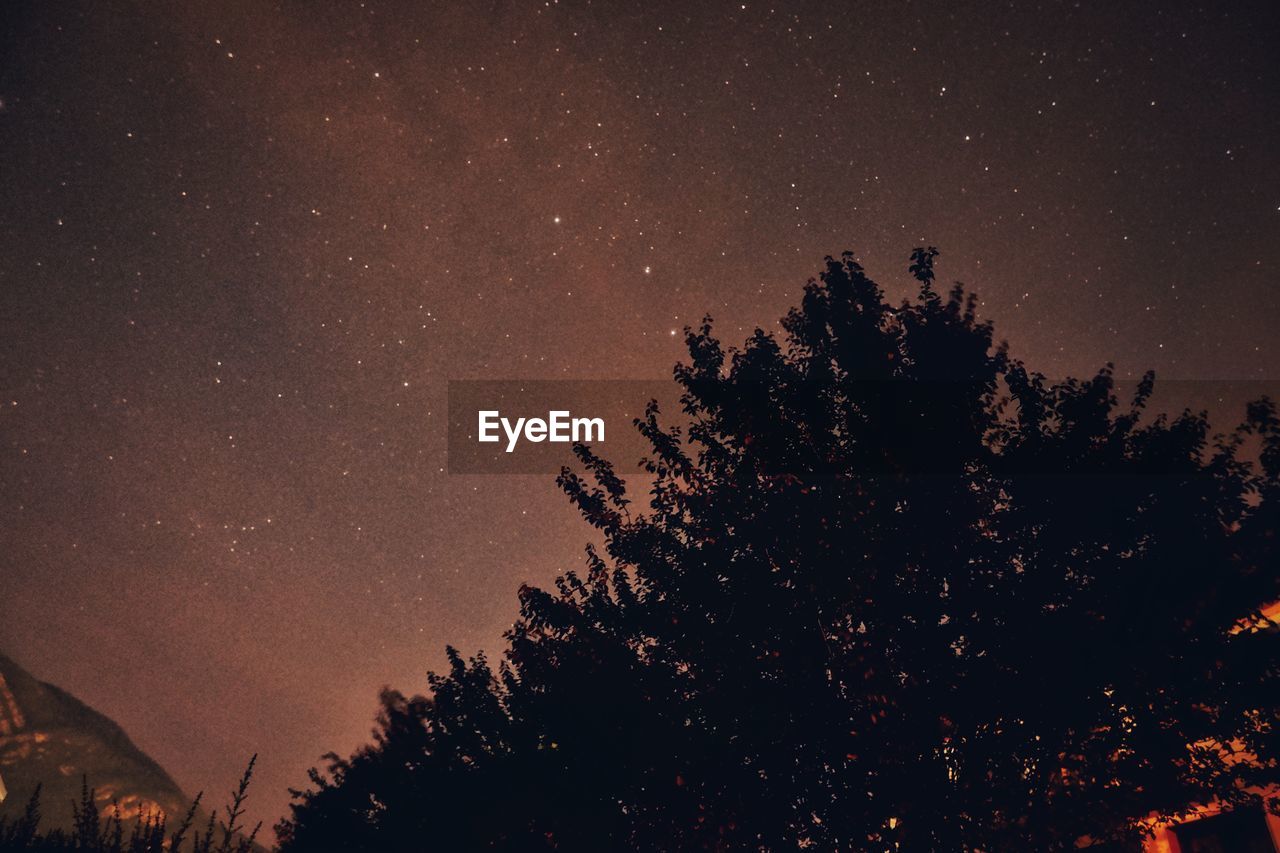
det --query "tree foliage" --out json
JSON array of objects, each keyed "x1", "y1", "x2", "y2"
[{"x1": 278, "y1": 252, "x2": 1279, "y2": 851}]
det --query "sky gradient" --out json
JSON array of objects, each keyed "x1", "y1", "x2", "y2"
[{"x1": 1, "y1": 0, "x2": 1278, "y2": 834}]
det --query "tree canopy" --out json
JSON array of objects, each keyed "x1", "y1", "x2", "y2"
[{"x1": 277, "y1": 251, "x2": 1279, "y2": 851}]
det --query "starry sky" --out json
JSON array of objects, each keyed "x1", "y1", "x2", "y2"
[{"x1": 1, "y1": 0, "x2": 1277, "y2": 835}]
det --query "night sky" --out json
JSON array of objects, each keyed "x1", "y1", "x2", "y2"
[{"x1": 1, "y1": 0, "x2": 1277, "y2": 834}]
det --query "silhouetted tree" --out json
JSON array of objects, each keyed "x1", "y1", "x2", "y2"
[{"x1": 277, "y1": 252, "x2": 1279, "y2": 851}]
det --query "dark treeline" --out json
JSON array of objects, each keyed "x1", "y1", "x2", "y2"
[{"x1": 273, "y1": 252, "x2": 1278, "y2": 850}]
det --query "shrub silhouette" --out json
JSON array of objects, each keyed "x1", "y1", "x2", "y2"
[
  {"x1": 0, "y1": 759, "x2": 260, "y2": 853},
  {"x1": 269, "y1": 250, "x2": 1275, "y2": 850}
]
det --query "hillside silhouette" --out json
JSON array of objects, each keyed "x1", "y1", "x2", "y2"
[
  {"x1": 0, "y1": 652, "x2": 194, "y2": 833},
  {"x1": 273, "y1": 251, "x2": 1279, "y2": 851},
  {"x1": 0, "y1": 655, "x2": 264, "y2": 853}
]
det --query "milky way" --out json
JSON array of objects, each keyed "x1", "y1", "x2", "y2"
[{"x1": 1, "y1": 0, "x2": 1277, "y2": 834}]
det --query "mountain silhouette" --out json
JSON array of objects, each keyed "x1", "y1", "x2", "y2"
[{"x1": 0, "y1": 652, "x2": 196, "y2": 834}]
